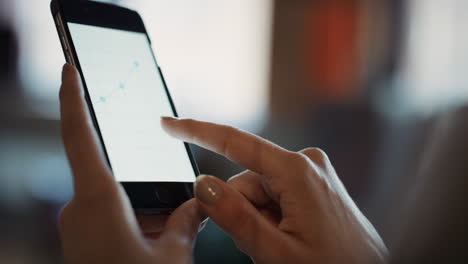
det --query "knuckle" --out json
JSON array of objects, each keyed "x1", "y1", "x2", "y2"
[
  {"x1": 223, "y1": 124, "x2": 242, "y2": 138},
  {"x1": 221, "y1": 125, "x2": 239, "y2": 156},
  {"x1": 301, "y1": 147, "x2": 329, "y2": 166},
  {"x1": 222, "y1": 124, "x2": 239, "y2": 138},
  {"x1": 182, "y1": 118, "x2": 199, "y2": 139},
  {"x1": 289, "y1": 152, "x2": 312, "y2": 169},
  {"x1": 252, "y1": 137, "x2": 265, "y2": 168},
  {"x1": 287, "y1": 152, "x2": 319, "y2": 184},
  {"x1": 58, "y1": 202, "x2": 74, "y2": 234}
]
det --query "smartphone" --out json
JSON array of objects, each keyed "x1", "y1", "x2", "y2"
[{"x1": 51, "y1": 0, "x2": 199, "y2": 215}]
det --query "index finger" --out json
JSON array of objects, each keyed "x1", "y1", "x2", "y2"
[
  {"x1": 161, "y1": 117, "x2": 293, "y2": 180},
  {"x1": 60, "y1": 64, "x2": 115, "y2": 198}
]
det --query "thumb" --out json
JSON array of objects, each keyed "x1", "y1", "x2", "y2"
[
  {"x1": 194, "y1": 175, "x2": 283, "y2": 257},
  {"x1": 150, "y1": 199, "x2": 204, "y2": 264},
  {"x1": 158, "y1": 199, "x2": 204, "y2": 249}
]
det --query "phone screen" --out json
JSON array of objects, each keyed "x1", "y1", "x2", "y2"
[{"x1": 67, "y1": 22, "x2": 196, "y2": 183}]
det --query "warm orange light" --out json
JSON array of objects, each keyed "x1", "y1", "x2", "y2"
[{"x1": 305, "y1": 1, "x2": 361, "y2": 102}]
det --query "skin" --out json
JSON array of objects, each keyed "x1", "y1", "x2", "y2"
[
  {"x1": 59, "y1": 64, "x2": 204, "y2": 264},
  {"x1": 59, "y1": 64, "x2": 388, "y2": 263}
]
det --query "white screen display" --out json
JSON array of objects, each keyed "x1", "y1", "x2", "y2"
[{"x1": 68, "y1": 23, "x2": 195, "y2": 183}]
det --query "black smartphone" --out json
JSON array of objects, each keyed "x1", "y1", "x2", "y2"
[{"x1": 51, "y1": 0, "x2": 199, "y2": 215}]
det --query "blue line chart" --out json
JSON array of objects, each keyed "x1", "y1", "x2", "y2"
[{"x1": 93, "y1": 60, "x2": 140, "y2": 104}]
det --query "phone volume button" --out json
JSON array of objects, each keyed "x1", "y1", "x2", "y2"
[
  {"x1": 65, "y1": 51, "x2": 75, "y2": 66},
  {"x1": 58, "y1": 34, "x2": 66, "y2": 47},
  {"x1": 56, "y1": 15, "x2": 62, "y2": 28},
  {"x1": 66, "y1": 53, "x2": 72, "y2": 64}
]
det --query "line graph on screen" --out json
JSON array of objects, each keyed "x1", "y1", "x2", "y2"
[{"x1": 93, "y1": 60, "x2": 140, "y2": 104}]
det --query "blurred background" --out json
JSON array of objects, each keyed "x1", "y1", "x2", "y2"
[{"x1": 1, "y1": 0, "x2": 468, "y2": 263}]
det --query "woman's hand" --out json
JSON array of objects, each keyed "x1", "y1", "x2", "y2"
[
  {"x1": 59, "y1": 64, "x2": 204, "y2": 264},
  {"x1": 162, "y1": 118, "x2": 388, "y2": 264}
]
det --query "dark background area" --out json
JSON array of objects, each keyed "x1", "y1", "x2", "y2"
[{"x1": 1, "y1": 0, "x2": 468, "y2": 263}]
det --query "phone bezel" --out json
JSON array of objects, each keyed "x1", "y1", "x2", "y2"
[{"x1": 51, "y1": 0, "x2": 199, "y2": 215}]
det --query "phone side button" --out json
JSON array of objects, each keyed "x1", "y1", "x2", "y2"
[
  {"x1": 65, "y1": 52, "x2": 73, "y2": 65},
  {"x1": 66, "y1": 50, "x2": 76, "y2": 66},
  {"x1": 65, "y1": 53, "x2": 71, "y2": 64}
]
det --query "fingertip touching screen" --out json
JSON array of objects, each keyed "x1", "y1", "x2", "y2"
[{"x1": 68, "y1": 23, "x2": 196, "y2": 183}]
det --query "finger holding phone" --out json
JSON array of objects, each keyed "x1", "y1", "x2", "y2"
[{"x1": 59, "y1": 65, "x2": 204, "y2": 264}]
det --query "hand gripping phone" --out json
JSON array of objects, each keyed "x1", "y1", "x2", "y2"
[{"x1": 51, "y1": 0, "x2": 199, "y2": 215}]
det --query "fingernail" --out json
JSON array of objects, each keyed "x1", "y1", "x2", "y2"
[
  {"x1": 161, "y1": 116, "x2": 178, "y2": 122},
  {"x1": 195, "y1": 175, "x2": 223, "y2": 205}
]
